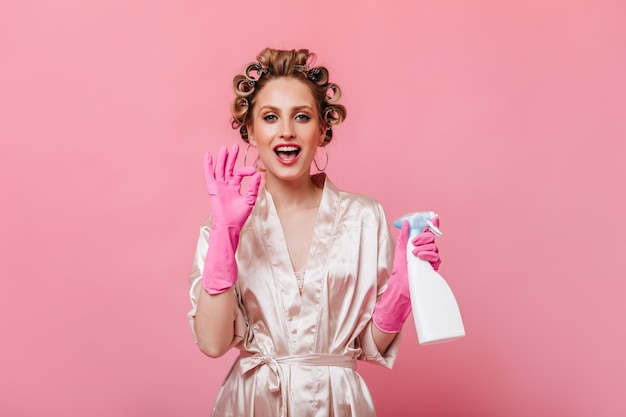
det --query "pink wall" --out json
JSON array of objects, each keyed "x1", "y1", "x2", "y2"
[{"x1": 1, "y1": 1, "x2": 625, "y2": 416}]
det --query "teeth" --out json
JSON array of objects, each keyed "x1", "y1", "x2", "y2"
[{"x1": 275, "y1": 145, "x2": 300, "y2": 152}]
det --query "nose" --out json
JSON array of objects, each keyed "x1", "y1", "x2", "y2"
[{"x1": 279, "y1": 119, "x2": 295, "y2": 139}]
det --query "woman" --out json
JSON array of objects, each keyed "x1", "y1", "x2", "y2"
[{"x1": 187, "y1": 48, "x2": 441, "y2": 416}]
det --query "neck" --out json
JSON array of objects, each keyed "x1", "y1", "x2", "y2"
[{"x1": 265, "y1": 172, "x2": 324, "y2": 212}]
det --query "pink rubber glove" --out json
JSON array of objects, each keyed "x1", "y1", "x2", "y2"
[
  {"x1": 372, "y1": 219, "x2": 442, "y2": 333},
  {"x1": 411, "y1": 217, "x2": 441, "y2": 271},
  {"x1": 202, "y1": 144, "x2": 261, "y2": 295}
]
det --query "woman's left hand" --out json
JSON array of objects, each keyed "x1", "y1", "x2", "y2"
[{"x1": 410, "y1": 217, "x2": 442, "y2": 271}]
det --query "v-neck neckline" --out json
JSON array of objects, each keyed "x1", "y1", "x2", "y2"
[
  {"x1": 265, "y1": 182, "x2": 324, "y2": 283},
  {"x1": 257, "y1": 174, "x2": 337, "y2": 300}
]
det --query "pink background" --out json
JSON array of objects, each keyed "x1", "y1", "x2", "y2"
[{"x1": 1, "y1": 1, "x2": 625, "y2": 416}]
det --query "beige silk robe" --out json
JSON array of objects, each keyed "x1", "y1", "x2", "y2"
[{"x1": 188, "y1": 174, "x2": 401, "y2": 417}]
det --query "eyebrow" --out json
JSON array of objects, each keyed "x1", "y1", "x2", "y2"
[{"x1": 257, "y1": 105, "x2": 315, "y2": 113}]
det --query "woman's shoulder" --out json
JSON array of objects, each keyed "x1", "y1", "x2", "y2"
[
  {"x1": 321, "y1": 175, "x2": 380, "y2": 205},
  {"x1": 325, "y1": 178, "x2": 386, "y2": 219},
  {"x1": 334, "y1": 187, "x2": 391, "y2": 235},
  {"x1": 338, "y1": 187, "x2": 382, "y2": 208}
]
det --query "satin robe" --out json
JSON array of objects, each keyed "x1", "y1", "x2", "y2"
[{"x1": 188, "y1": 174, "x2": 401, "y2": 417}]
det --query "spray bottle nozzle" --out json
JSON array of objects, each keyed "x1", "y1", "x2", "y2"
[{"x1": 393, "y1": 211, "x2": 443, "y2": 239}]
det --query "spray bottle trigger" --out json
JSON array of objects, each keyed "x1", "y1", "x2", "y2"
[{"x1": 425, "y1": 219, "x2": 443, "y2": 237}]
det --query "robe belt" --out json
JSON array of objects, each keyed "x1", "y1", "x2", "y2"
[{"x1": 238, "y1": 353, "x2": 357, "y2": 417}]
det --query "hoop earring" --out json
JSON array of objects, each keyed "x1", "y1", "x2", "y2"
[
  {"x1": 313, "y1": 146, "x2": 329, "y2": 172},
  {"x1": 243, "y1": 144, "x2": 260, "y2": 168}
]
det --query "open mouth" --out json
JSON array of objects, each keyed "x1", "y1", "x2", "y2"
[{"x1": 274, "y1": 145, "x2": 301, "y2": 161}]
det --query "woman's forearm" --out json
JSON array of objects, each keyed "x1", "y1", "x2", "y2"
[
  {"x1": 371, "y1": 324, "x2": 398, "y2": 355},
  {"x1": 194, "y1": 286, "x2": 237, "y2": 358}
]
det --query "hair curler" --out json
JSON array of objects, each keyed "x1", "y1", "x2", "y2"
[{"x1": 393, "y1": 211, "x2": 465, "y2": 345}]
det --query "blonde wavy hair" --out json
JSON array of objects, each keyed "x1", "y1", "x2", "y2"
[{"x1": 230, "y1": 48, "x2": 346, "y2": 145}]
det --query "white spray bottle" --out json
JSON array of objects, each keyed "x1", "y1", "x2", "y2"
[{"x1": 394, "y1": 211, "x2": 465, "y2": 345}]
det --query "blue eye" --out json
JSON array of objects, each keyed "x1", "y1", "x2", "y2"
[
  {"x1": 263, "y1": 114, "x2": 277, "y2": 122},
  {"x1": 295, "y1": 114, "x2": 311, "y2": 121}
]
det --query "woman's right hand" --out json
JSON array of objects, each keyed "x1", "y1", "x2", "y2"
[
  {"x1": 204, "y1": 144, "x2": 261, "y2": 229},
  {"x1": 201, "y1": 144, "x2": 261, "y2": 295}
]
